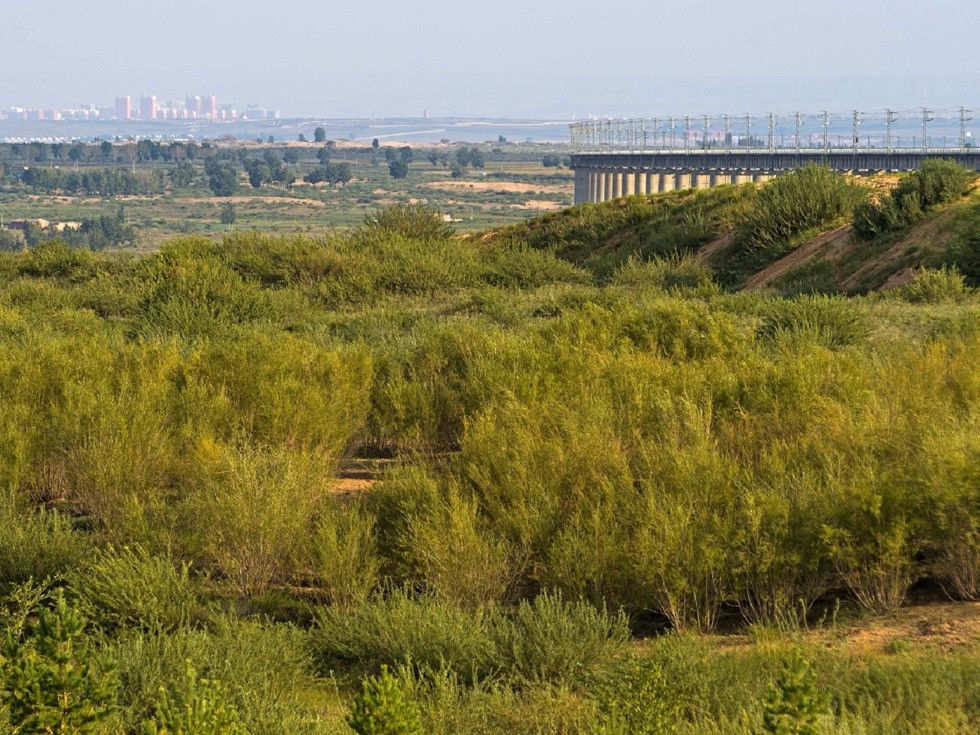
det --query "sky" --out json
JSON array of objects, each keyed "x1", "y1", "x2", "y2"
[{"x1": 1, "y1": 0, "x2": 977, "y2": 119}]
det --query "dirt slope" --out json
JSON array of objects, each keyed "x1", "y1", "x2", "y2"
[{"x1": 742, "y1": 224, "x2": 854, "y2": 290}]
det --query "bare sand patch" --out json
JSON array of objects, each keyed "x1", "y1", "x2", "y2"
[{"x1": 423, "y1": 180, "x2": 570, "y2": 195}]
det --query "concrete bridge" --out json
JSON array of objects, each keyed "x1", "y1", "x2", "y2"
[
  {"x1": 569, "y1": 110, "x2": 980, "y2": 204},
  {"x1": 571, "y1": 149, "x2": 980, "y2": 204}
]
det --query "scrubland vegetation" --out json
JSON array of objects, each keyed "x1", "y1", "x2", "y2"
[{"x1": 1, "y1": 166, "x2": 979, "y2": 733}]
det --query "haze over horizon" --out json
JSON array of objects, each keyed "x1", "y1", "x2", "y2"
[{"x1": 2, "y1": 0, "x2": 977, "y2": 119}]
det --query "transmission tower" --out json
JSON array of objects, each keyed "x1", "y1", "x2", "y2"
[
  {"x1": 794, "y1": 112, "x2": 804, "y2": 153},
  {"x1": 684, "y1": 116, "x2": 691, "y2": 154},
  {"x1": 723, "y1": 114, "x2": 731, "y2": 153},
  {"x1": 768, "y1": 113, "x2": 776, "y2": 152},
  {"x1": 702, "y1": 115, "x2": 711, "y2": 152},
  {"x1": 851, "y1": 110, "x2": 863, "y2": 155},
  {"x1": 821, "y1": 111, "x2": 831, "y2": 153},
  {"x1": 744, "y1": 114, "x2": 753, "y2": 150},
  {"x1": 884, "y1": 109, "x2": 898, "y2": 152},
  {"x1": 960, "y1": 107, "x2": 974, "y2": 149},
  {"x1": 920, "y1": 107, "x2": 933, "y2": 152}
]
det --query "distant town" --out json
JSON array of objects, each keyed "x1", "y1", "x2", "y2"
[{"x1": 1, "y1": 94, "x2": 280, "y2": 123}]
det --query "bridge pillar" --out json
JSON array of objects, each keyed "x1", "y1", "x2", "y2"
[
  {"x1": 711, "y1": 172, "x2": 732, "y2": 187},
  {"x1": 676, "y1": 172, "x2": 692, "y2": 189},
  {"x1": 624, "y1": 170, "x2": 636, "y2": 196},
  {"x1": 604, "y1": 170, "x2": 614, "y2": 201},
  {"x1": 660, "y1": 172, "x2": 675, "y2": 193},
  {"x1": 588, "y1": 170, "x2": 597, "y2": 202},
  {"x1": 574, "y1": 168, "x2": 587, "y2": 204},
  {"x1": 752, "y1": 172, "x2": 774, "y2": 183},
  {"x1": 613, "y1": 170, "x2": 624, "y2": 199},
  {"x1": 636, "y1": 169, "x2": 648, "y2": 195},
  {"x1": 734, "y1": 173, "x2": 753, "y2": 185},
  {"x1": 694, "y1": 173, "x2": 711, "y2": 189}
]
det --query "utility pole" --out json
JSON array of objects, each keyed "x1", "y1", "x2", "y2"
[
  {"x1": 885, "y1": 108, "x2": 898, "y2": 153},
  {"x1": 960, "y1": 107, "x2": 974, "y2": 150},
  {"x1": 920, "y1": 107, "x2": 933, "y2": 152}
]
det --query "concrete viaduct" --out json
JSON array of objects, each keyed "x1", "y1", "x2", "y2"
[{"x1": 571, "y1": 150, "x2": 980, "y2": 205}]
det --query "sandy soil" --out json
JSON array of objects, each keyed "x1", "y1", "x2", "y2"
[
  {"x1": 182, "y1": 195, "x2": 326, "y2": 207},
  {"x1": 423, "y1": 180, "x2": 570, "y2": 195}
]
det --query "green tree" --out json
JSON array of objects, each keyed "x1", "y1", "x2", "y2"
[
  {"x1": 283, "y1": 148, "x2": 300, "y2": 164},
  {"x1": 468, "y1": 147, "x2": 485, "y2": 168},
  {"x1": 399, "y1": 146, "x2": 413, "y2": 164},
  {"x1": 1, "y1": 593, "x2": 118, "y2": 734},
  {"x1": 760, "y1": 650, "x2": 830, "y2": 735},
  {"x1": 314, "y1": 127, "x2": 327, "y2": 143},
  {"x1": 145, "y1": 662, "x2": 246, "y2": 735},
  {"x1": 372, "y1": 138, "x2": 380, "y2": 148},
  {"x1": 346, "y1": 666, "x2": 421, "y2": 735},
  {"x1": 388, "y1": 159, "x2": 409, "y2": 179},
  {"x1": 205, "y1": 161, "x2": 239, "y2": 197},
  {"x1": 220, "y1": 202, "x2": 237, "y2": 225}
]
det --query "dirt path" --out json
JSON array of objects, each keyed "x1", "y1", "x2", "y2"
[
  {"x1": 743, "y1": 224, "x2": 854, "y2": 290},
  {"x1": 696, "y1": 231, "x2": 734, "y2": 263},
  {"x1": 711, "y1": 600, "x2": 980, "y2": 655}
]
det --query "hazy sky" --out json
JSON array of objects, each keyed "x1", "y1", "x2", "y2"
[{"x1": 2, "y1": 0, "x2": 977, "y2": 118}]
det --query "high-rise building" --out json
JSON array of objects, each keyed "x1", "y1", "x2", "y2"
[
  {"x1": 204, "y1": 94, "x2": 218, "y2": 120},
  {"x1": 115, "y1": 95, "x2": 132, "y2": 120},
  {"x1": 140, "y1": 94, "x2": 157, "y2": 120},
  {"x1": 185, "y1": 94, "x2": 201, "y2": 118}
]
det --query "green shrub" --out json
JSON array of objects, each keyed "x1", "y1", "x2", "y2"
[
  {"x1": 897, "y1": 266, "x2": 972, "y2": 304},
  {"x1": 311, "y1": 589, "x2": 496, "y2": 678},
  {"x1": 114, "y1": 618, "x2": 320, "y2": 735},
  {"x1": 183, "y1": 444, "x2": 325, "y2": 596},
  {"x1": 493, "y1": 592, "x2": 629, "y2": 685},
  {"x1": 608, "y1": 254, "x2": 719, "y2": 296},
  {"x1": 405, "y1": 486, "x2": 513, "y2": 608},
  {"x1": 735, "y1": 166, "x2": 865, "y2": 252},
  {"x1": 311, "y1": 503, "x2": 380, "y2": 607},
  {"x1": 360, "y1": 204, "x2": 455, "y2": 240},
  {"x1": 0, "y1": 509, "x2": 90, "y2": 586},
  {"x1": 69, "y1": 545, "x2": 195, "y2": 633},
  {"x1": 758, "y1": 295, "x2": 869, "y2": 349},
  {"x1": 854, "y1": 160, "x2": 976, "y2": 238},
  {"x1": 347, "y1": 665, "x2": 422, "y2": 735}
]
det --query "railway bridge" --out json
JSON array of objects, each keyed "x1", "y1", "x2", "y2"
[{"x1": 569, "y1": 110, "x2": 980, "y2": 205}]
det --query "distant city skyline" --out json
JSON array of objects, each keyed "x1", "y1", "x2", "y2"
[{"x1": 2, "y1": 91, "x2": 278, "y2": 123}]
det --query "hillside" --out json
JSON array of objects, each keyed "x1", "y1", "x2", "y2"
[{"x1": 488, "y1": 167, "x2": 980, "y2": 295}]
